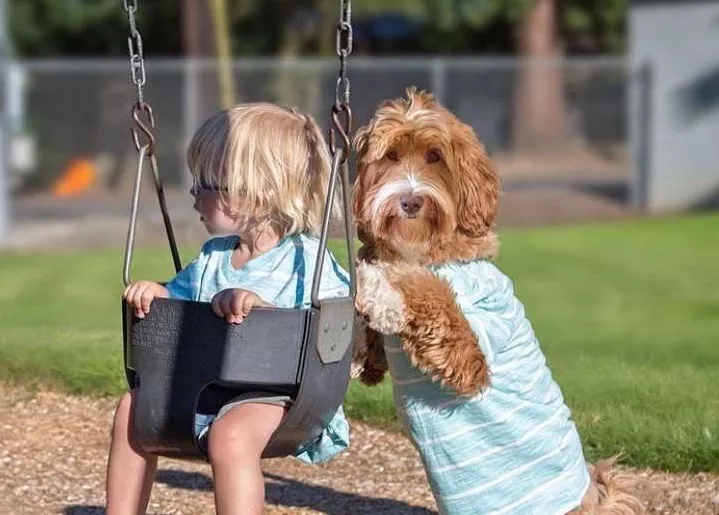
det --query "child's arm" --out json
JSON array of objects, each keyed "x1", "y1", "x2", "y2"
[
  {"x1": 123, "y1": 281, "x2": 169, "y2": 319},
  {"x1": 211, "y1": 289, "x2": 273, "y2": 324}
]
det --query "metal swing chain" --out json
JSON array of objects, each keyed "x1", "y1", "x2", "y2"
[
  {"x1": 312, "y1": 0, "x2": 357, "y2": 306},
  {"x1": 328, "y1": 0, "x2": 353, "y2": 162},
  {"x1": 122, "y1": 0, "x2": 153, "y2": 154},
  {"x1": 121, "y1": 0, "x2": 182, "y2": 286}
]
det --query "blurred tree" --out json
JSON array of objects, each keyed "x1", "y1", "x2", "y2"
[
  {"x1": 7, "y1": 0, "x2": 628, "y2": 58},
  {"x1": 563, "y1": 0, "x2": 627, "y2": 54},
  {"x1": 9, "y1": 0, "x2": 181, "y2": 57},
  {"x1": 445, "y1": 0, "x2": 627, "y2": 151},
  {"x1": 512, "y1": 0, "x2": 568, "y2": 151},
  {"x1": 508, "y1": 0, "x2": 628, "y2": 151}
]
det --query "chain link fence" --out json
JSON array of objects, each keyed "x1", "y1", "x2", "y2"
[{"x1": 5, "y1": 57, "x2": 632, "y2": 231}]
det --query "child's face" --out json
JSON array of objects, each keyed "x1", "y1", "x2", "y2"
[{"x1": 192, "y1": 190, "x2": 247, "y2": 235}]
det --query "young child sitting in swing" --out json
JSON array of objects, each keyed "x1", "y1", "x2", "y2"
[{"x1": 106, "y1": 103, "x2": 351, "y2": 515}]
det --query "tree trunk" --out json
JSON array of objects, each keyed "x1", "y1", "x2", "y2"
[
  {"x1": 183, "y1": 0, "x2": 221, "y2": 119},
  {"x1": 274, "y1": 12, "x2": 306, "y2": 110},
  {"x1": 512, "y1": 0, "x2": 568, "y2": 152}
]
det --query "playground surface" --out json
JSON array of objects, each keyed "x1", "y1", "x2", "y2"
[{"x1": 1, "y1": 384, "x2": 718, "y2": 515}]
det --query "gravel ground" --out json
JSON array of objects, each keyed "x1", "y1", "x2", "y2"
[{"x1": 1, "y1": 384, "x2": 718, "y2": 515}]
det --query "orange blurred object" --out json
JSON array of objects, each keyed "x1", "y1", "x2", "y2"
[{"x1": 52, "y1": 158, "x2": 97, "y2": 197}]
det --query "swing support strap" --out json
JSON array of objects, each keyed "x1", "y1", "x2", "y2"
[
  {"x1": 121, "y1": 0, "x2": 181, "y2": 287},
  {"x1": 312, "y1": 0, "x2": 356, "y2": 308}
]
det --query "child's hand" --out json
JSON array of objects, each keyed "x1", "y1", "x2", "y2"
[
  {"x1": 211, "y1": 289, "x2": 271, "y2": 324},
  {"x1": 123, "y1": 281, "x2": 169, "y2": 319}
]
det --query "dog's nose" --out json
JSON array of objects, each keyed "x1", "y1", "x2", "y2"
[{"x1": 400, "y1": 194, "x2": 424, "y2": 215}]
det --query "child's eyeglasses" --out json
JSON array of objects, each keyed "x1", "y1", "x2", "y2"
[{"x1": 190, "y1": 180, "x2": 226, "y2": 197}]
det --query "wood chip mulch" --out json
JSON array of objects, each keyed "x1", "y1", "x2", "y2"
[{"x1": 1, "y1": 384, "x2": 717, "y2": 515}]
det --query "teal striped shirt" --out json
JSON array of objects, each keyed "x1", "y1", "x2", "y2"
[{"x1": 384, "y1": 260, "x2": 590, "y2": 514}]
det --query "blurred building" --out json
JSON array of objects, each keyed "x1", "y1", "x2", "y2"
[{"x1": 630, "y1": 0, "x2": 719, "y2": 211}]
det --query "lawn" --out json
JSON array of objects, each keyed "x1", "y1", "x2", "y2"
[{"x1": 1, "y1": 214, "x2": 717, "y2": 472}]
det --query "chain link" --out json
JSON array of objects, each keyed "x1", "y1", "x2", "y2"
[
  {"x1": 329, "y1": 0, "x2": 353, "y2": 163},
  {"x1": 334, "y1": 0, "x2": 352, "y2": 107},
  {"x1": 123, "y1": 0, "x2": 146, "y2": 104},
  {"x1": 122, "y1": 0, "x2": 155, "y2": 155},
  {"x1": 120, "y1": 0, "x2": 182, "y2": 282}
]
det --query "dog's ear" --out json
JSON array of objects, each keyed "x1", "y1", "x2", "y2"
[
  {"x1": 352, "y1": 119, "x2": 392, "y2": 226},
  {"x1": 353, "y1": 123, "x2": 371, "y2": 158},
  {"x1": 351, "y1": 170, "x2": 367, "y2": 226},
  {"x1": 450, "y1": 120, "x2": 500, "y2": 237},
  {"x1": 352, "y1": 124, "x2": 371, "y2": 226},
  {"x1": 353, "y1": 115, "x2": 391, "y2": 164}
]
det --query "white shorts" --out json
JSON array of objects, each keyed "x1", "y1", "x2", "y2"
[{"x1": 193, "y1": 391, "x2": 292, "y2": 452}]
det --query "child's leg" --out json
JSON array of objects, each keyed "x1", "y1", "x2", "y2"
[
  {"x1": 207, "y1": 402, "x2": 286, "y2": 515},
  {"x1": 106, "y1": 389, "x2": 158, "y2": 515}
]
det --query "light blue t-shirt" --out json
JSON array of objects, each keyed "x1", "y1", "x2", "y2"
[
  {"x1": 384, "y1": 260, "x2": 590, "y2": 515},
  {"x1": 165, "y1": 233, "x2": 351, "y2": 464}
]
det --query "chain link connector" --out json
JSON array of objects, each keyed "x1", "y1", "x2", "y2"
[
  {"x1": 329, "y1": 103, "x2": 352, "y2": 163},
  {"x1": 131, "y1": 102, "x2": 156, "y2": 156},
  {"x1": 335, "y1": 75, "x2": 350, "y2": 109}
]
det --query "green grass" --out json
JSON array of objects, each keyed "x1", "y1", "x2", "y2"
[{"x1": 1, "y1": 215, "x2": 718, "y2": 472}]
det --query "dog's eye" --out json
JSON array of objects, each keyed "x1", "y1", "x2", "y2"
[
  {"x1": 426, "y1": 149, "x2": 441, "y2": 163},
  {"x1": 386, "y1": 150, "x2": 400, "y2": 161}
]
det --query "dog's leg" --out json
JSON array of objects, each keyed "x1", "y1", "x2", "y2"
[
  {"x1": 356, "y1": 262, "x2": 489, "y2": 396},
  {"x1": 361, "y1": 326, "x2": 388, "y2": 386},
  {"x1": 351, "y1": 316, "x2": 388, "y2": 386}
]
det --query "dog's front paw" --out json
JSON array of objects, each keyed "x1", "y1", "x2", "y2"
[
  {"x1": 355, "y1": 262, "x2": 408, "y2": 335},
  {"x1": 445, "y1": 344, "x2": 490, "y2": 397}
]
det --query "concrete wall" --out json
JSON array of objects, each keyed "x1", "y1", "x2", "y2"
[{"x1": 629, "y1": 0, "x2": 719, "y2": 211}]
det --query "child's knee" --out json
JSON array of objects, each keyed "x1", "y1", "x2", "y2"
[
  {"x1": 110, "y1": 389, "x2": 137, "y2": 442},
  {"x1": 206, "y1": 404, "x2": 283, "y2": 467},
  {"x1": 207, "y1": 417, "x2": 261, "y2": 466}
]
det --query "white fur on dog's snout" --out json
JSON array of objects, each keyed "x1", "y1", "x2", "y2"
[
  {"x1": 355, "y1": 262, "x2": 408, "y2": 335},
  {"x1": 370, "y1": 172, "x2": 454, "y2": 222},
  {"x1": 371, "y1": 174, "x2": 422, "y2": 219}
]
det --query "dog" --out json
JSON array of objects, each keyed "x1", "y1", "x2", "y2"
[{"x1": 351, "y1": 88, "x2": 645, "y2": 515}]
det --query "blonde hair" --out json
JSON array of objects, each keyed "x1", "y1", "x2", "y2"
[{"x1": 187, "y1": 102, "x2": 338, "y2": 237}]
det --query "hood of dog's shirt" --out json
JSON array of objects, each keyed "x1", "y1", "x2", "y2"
[{"x1": 429, "y1": 259, "x2": 515, "y2": 313}]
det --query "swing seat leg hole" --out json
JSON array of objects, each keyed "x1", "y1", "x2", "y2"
[{"x1": 193, "y1": 382, "x2": 296, "y2": 455}]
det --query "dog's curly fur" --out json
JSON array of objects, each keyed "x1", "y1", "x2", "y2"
[
  {"x1": 351, "y1": 87, "x2": 499, "y2": 397},
  {"x1": 354, "y1": 261, "x2": 489, "y2": 396},
  {"x1": 351, "y1": 88, "x2": 644, "y2": 514}
]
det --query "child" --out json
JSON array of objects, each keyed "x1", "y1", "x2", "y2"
[{"x1": 106, "y1": 103, "x2": 351, "y2": 515}]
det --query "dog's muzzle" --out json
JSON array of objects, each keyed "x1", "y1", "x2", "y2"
[{"x1": 400, "y1": 194, "x2": 424, "y2": 217}]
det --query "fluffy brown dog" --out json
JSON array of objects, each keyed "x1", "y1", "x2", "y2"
[{"x1": 351, "y1": 88, "x2": 644, "y2": 515}]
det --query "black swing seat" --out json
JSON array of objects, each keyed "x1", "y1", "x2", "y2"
[{"x1": 123, "y1": 295, "x2": 354, "y2": 461}]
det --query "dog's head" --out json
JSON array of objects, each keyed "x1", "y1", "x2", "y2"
[{"x1": 352, "y1": 88, "x2": 500, "y2": 264}]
